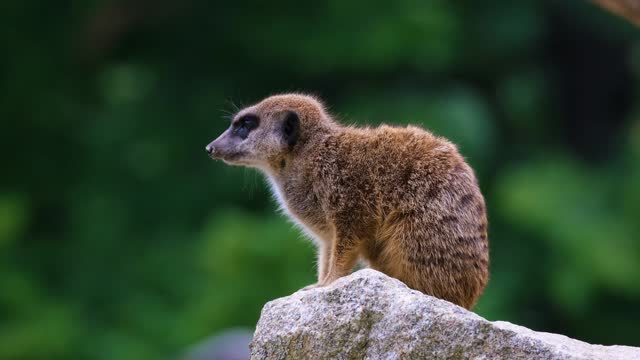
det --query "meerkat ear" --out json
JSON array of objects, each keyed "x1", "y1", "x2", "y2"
[{"x1": 282, "y1": 111, "x2": 300, "y2": 148}]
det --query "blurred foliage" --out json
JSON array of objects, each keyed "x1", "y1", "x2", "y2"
[{"x1": 1, "y1": 0, "x2": 639, "y2": 359}]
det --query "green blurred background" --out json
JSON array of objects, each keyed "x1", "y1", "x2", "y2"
[{"x1": 2, "y1": 0, "x2": 640, "y2": 359}]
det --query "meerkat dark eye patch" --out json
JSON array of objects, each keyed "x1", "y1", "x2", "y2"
[
  {"x1": 282, "y1": 111, "x2": 299, "y2": 148},
  {"x1": 232, "y1": 114, "x2": 260, "y2": 139}
]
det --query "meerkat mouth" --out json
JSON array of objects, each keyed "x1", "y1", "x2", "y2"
[
  {"x1": 219, "y1": 151, "x2": 250, "y2": 165},
  {"x1": 208, "y1": 150, "x2": 246, "y2": 161}
]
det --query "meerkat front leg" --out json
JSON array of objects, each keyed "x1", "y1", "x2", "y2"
[
  {"x1": 317, "y1": 242, "x2": 330, "y2": 282},
  {"x1": 318, "y1": 233, "x2": 360, "y2": 286},
  {"x1": 302, "y1": 237, "x2": 358, "y2": 290},
  {"x1": 300, "y1": 242, "x2": 330, "y2": 291}
]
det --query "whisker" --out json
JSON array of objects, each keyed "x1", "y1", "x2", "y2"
[
  {"x1": 219, "y1": 109, "x2": 235, "y2": 121},
  {"x1": 227, "y1": 98, "x2": 241, "y2": 112},
  {"x1": 242, "y1": 168, "x2": 258, "y2": 199}
]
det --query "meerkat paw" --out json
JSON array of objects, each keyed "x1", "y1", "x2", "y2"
[
  {"x1": 300, "y1": 283, "x2": 321, "y2": 291},
  {"x1": 300, "y1": 274, "x2": 344, "y2": 291},
  {"x1": 300, "y1": 278, "x2": 334, "y2": 291}
]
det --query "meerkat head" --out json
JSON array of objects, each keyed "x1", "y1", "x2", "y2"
[{"x1": 206, "y1": 94, "x2": 335, "y2": 171}]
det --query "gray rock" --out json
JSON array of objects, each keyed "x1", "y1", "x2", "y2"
[{"x1": 250, "y1": 269, "x2": 640, "y2": 360}]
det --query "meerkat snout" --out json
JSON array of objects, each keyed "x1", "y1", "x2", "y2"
[{"x1": 207, "y1": 93, "x2": 489, "y2": 309}]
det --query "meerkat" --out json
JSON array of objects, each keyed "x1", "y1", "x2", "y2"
[{"x1": 206, "y1": 94, "x2": 489, "y2": 309}]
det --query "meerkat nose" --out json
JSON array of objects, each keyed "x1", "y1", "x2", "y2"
[{"x1": 205, "y1": 144, "x2": 215, "y2": 155}]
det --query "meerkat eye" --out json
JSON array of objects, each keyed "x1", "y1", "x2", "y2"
[{"x1": 232, "y1": 114, "x2": 259, "y2": 139}]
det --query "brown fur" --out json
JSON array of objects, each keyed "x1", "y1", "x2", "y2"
[{"x1": 207, "y1": 94, "x2": 489, "y2": 309}]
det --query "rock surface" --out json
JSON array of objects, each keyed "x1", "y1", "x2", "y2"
[{"x1": 250, "y1": 269, "x2": 640, "y2": 360}]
